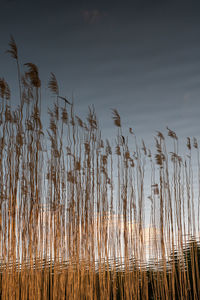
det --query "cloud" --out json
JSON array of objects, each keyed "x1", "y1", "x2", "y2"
[{"x1": 81, "y1": 9, "x2": 107, "y2": 24}]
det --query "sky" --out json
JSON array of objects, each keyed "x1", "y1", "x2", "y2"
[{"x1": 1, "y1": 0, "x2": 200, "y2": 147}]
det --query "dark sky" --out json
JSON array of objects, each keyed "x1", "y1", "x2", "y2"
[{"x1": 1, "y1": 0, "x2": 200, "y2": 146}]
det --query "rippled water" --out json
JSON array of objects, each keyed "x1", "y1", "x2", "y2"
[{"x1": 1, "y1": 234, "x2": 200, "y2": 274}]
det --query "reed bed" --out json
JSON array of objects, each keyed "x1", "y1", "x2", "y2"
[{"x1": 0, "y1": 36, "x2": 200, "y2": 299}]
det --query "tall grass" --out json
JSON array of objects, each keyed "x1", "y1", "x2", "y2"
[{"x1": 0, "y1": 36, "x2": 200, "y2": 299}]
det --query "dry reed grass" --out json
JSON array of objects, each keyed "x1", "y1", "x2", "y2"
[{"x1": 0, "y1": 36, "x2": 199, "y2": 299}]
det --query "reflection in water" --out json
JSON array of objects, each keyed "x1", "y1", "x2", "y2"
[
  {"x1": 0, "y1": 38, "x2": 200, "y2": 297},
  {"x1": 1, "y1": 205, "x2": 200, "y2": 272}
]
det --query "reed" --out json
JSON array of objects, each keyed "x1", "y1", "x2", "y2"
[{"x1": 0, "y1": 36, "x2": 199, "y2": 299}]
